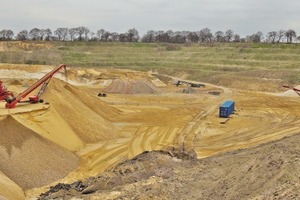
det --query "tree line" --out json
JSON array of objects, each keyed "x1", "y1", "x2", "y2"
[{"x1": 0, "y1": 27, "x2": 299, "y2": 44}]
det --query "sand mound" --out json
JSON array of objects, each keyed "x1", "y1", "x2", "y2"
[
  {"x1": 42, "y1": 78, "x2": 120, "y2": 143},
  {"x1": 278, "y1": 85, "x2": 300, "y2": 97},
  {"x1": 0, "y1": 115, "x2": 79, "y2": 190},
  {"x1": 9, "y1": 79, "x2": 22, "y2": 85},
  {"x1": 278, "y1": 89, "x2": 299, "y2": 97},
  {"x1": 102, "y1": 79, "x2": 159, "y2": 94}
]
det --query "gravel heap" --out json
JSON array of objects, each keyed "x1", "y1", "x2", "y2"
[{"x1": 102, "y1": 79, "x2": 160, "y2": 94}]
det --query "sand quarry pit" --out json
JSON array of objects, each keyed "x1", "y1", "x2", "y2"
[{"x1": 0, "y1": 64, "x2": 300, "y2": 199}]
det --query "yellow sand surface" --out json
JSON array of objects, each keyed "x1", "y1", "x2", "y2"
[{"x1": 0, "y1": 64, "x2": 300, "y2": 199}]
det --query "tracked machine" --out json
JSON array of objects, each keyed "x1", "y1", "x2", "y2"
[{"x1": 0, "y1": 64, "x2": 67, "y2": 109}]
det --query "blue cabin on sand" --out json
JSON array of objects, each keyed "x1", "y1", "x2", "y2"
[{"x1": 219, "y1": 100, "x2": 235, "y2": 118}]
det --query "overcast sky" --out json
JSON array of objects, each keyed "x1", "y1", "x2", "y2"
[{"x1": 1, "y1": 0, "x2": 300, "y2": 37}]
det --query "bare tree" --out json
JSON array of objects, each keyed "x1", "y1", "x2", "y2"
[
  {"x1": 99, "y1": 31, "x2": 111, "y2": 42},
  {"x1": 187, "y1": 32, "x2": 199, "y2": 43},
  {"x1": 127, "y1": 28, "x2": 139, "y2": 42},
  {"x1": 166, "y1": 30, "x2": 174, "y2": 40},
  {"x1": 119, "y1": 33, "x2": 127, "y2": 42},
  {"x1": 225, "y1": 29, "x2": 234, "y2": 42},
  {"x1": 0, "y1": 29, "x2": 14, "y2": 40},
  {"x1": 110, "y1": 32, "x2": 119, "y2": 41},
  {"x1": 54, "y1": 28, "x2": 68, "y2": 41},
  {"x1": 0, "y1": 30, "x2": 6, "y2": 40},
  {"x1": 39, "y1": 29, "x2": 46, "y2": 40},
  {"x1": 155, "y1": 31, "x2": 170, "y2": 43},
  {"x1": 83, "y1": 27, "x2": 90, "y2": 41},
  {"x1": 89, "y1": 32, "x2": 96, "y2": 41},
  {"x1": 77, "y1": 26, "x2": 89, "y2": 41},
  {"x1": 16, "y1": 30, "x2": 28, "y2": 41},
  {"x1": 233, "y1": 34, "x2": 241, "y2": 42},
  {"x1": 7, "y1": 30, "x2": 14, "y2": 40},
  {"x1": 44, "y1": 28, "x2": 52, "y2": 41},
  {"x1": 141, "y1": 30, "x2": 156, "y2": 43},
  {"x1": 29, "y1": 28, "x2": 41, "y2": 40},
  {"x1": 199, "y1": 28, "x2": 213, "y2": 43},
  {"x1": 285, "y1": 29, "x2": 296, "y2": 43},
  {"x1": 96, "y1": 29, "x2": 105, "y2": 41},
  {"x1": 246, "y1": 31, "x2": 264, "y2": 43},
  {"x1": 277, "y1": 30, "x2": 285, "y2": 43},
  {"x1": 69, "y1": 28, "x2": 78, "y2": 41},
  {"x1": 215, "y1": 31, "x2": 224, "y2": 42},
  {"x1": 266, "y1": 31, "x2": 277, "y2": 43},
  {"x1": 172, "y1": 31, "x2": 186, "y2": 43},
  {"x1": 255, "y1": 31, "x2": 264, "y2": 42}
]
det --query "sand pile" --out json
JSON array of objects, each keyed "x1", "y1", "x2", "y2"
[
  {"x1": 278, "y1": 89, "x2": 299, "y2": 97},
  {"x1": 0, "y1": 76, "x2": 122, "y2": 199},
  {"x1": 102, "y1": 79, "x2": 160, "y2": 94},
  {"x1": 63, "y1": 68, "x2": 101, "y2": 84},
  {"x1": 9, "y1": 79, "x2": 22, "y2": 85},
  {"x1": 0, "y1": 115, "x2": 79, "y2": 190},
  {"x1": 278, "y1": 85, "x2": 300, "y2": 97},
  {"x1": 42, "y1": 78, "x2": 120, "y2": 143}
]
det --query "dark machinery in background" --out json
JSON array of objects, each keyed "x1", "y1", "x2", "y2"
[{"x1": 175, "y1": 80, "x2": 205, "y2": 88}]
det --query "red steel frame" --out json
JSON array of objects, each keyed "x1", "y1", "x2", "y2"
[{"x1": 5, "y1": 64, "x2": 67, "y2": 108}]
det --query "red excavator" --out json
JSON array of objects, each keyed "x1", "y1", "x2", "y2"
[
  {"x1": 0, "y1": 64, "x2": 67, "y2": 108},
  {"x1": 0, "y1": 80, "x2": 15, "y2": 102}
]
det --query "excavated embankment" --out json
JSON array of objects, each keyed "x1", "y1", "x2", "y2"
[
  {"x1": 39, "y1": 133, "x2": 300, "y2": 200},
  {"x1": 0, "y1": 115, "x2": 79, "y2": 190}
]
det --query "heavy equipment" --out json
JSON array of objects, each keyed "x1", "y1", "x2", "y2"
[
  {"x1": 175, "y1": 80, "x2": 205, "y2": 88},
  {"x1": 282, "y1": 84, "x2": 300, "y2": 96},
  {"x1": 1, "y1": 64, "x2": 67, "y2": 109},
  {"x1": 0, "y1": 80, "x2": 15, "y2": 102}
]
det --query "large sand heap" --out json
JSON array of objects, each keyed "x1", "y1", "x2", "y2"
[
  {"x1": 102, "y1": 79, "x2": 159, "y2": 94},
  {"x1": 42, "y1": 79, "x2": 120, "y2": 142},
  {"x1": 0, "y1": 115, "x2": 79, "y2": 190},
  {"x1": 0, "y1": 76, "x2": 122, "y2": 199}
]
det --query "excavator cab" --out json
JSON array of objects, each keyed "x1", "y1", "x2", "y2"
[
  {"x1": 0, "y1": 80, "x2": 6, "y2": 94},
  {"x1": 0, "y1": 80, "x2": 15, "y2": 103}
]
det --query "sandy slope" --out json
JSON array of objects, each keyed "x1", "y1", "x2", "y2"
[
  {"x1": 0, "y1": 67, "x2": 122, "y2": 199},
  {"x1": 0, "y1": 115, "x2": 79, "y2": 190},
  {"x1": 0, "y1": 171, "x2": 24, "y2": 200},
  {"x1": 13, "y1": 108, "x2": 84, "y2": 152},
  {"x1": 42, "y1": 79, "x2": 120, "y2": 143},
  {"x1": 38, "y1": 133, "x2": 300, "y2": 199}
]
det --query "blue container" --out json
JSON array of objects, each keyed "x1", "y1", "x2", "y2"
[{"x1": 219, "y1": 100, "x2": 235, "y2": 118}]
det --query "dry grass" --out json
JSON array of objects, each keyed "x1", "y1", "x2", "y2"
[{"x1": 0, "y1": 41, "x2": 300, "y2": 89}]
